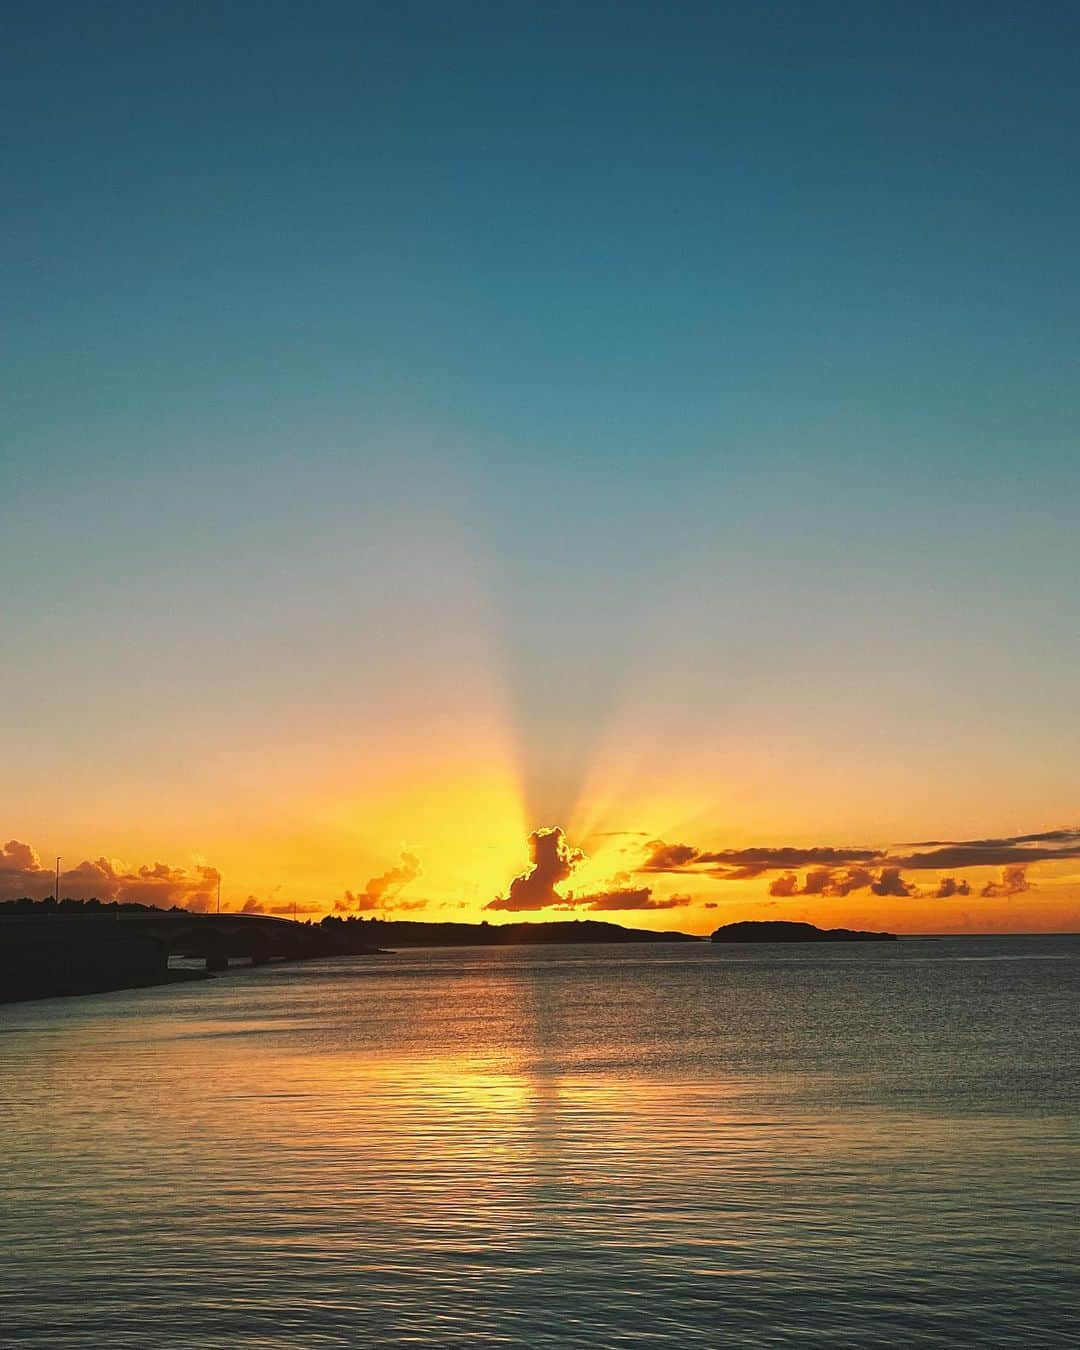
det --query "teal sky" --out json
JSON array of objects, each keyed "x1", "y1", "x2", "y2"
[{"x1": 3, "y1": 2, "x2": 1079, "y2": 914}]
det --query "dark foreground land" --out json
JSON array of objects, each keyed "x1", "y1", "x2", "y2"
[
  {"x1": 0, "y1": 902, "x2": 699, "y2": 1003},
  {"x1": 711, "y1": 920, "x2": 897, "y2": 942},
  {"x1": 0, "y1": 908, "x2": 381, "y2": 1004}
]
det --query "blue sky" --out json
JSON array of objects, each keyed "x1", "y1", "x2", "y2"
[{"x1": 3, "y1": 2, "x2": 1079, "y2": 925}]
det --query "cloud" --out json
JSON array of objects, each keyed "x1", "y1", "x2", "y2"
[
  {"x1": 484, "y1": 830, "x2": 687, "y2": 914},
  {"x1": 486, "y1": 827, "x2": 582, "y2": 912},
  {"x1": 363, "y1": 850, "x2": 422, "y2": 905},
  {"x1": 980, "y1": 866, "x2": 1032, "y2": 898},
  {"x1": 1, "y1": 839, "x2": 40, "y2": 873},
  {"x1": 240, "y1": 894, "x2": 320, "y2": 916},
  {"x1": 870, "y1": 867, "x2": 915, "y2": 898},
  {"x1": 639, "y1": 840, "x2": 880, "y2": 877},
  {"x1": 801, "y1": 868, "x2": 835, "y2": 895},
  {"x1": 579, "y1": 889, "x2": 689, "y2": 912},
  {"x1": 641, "y1": 825, "x2": 1080, "y2": 902},
  {"x1": 892, "y1": 828, "x2": 1080, "y2": 871},
  {"x1": 0, "y1": 838, "x2": 221, "y2": 909},
  {"x1": 340, "y1": 851, "x2": 423, "y2": 913},
  {"x1": 909, "y1": 828, "x2": 1080, "y2": 849},
  {"x1": 639, "y1": 841, "x2": 699, "y2": 871},
  {"x1": 934, "y1": 877, "x2": 971, "y2": 898},
  {"x1": 769, "y1": 866, "x2": 913, "y2": 898}
]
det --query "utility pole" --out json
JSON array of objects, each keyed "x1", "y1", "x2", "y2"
[
  {"x1": 55, "y1": 856, "x2": 61, "y2": 906},
  {"x1": 217, "y1": 874, "x2": 222, "y2": 914}
]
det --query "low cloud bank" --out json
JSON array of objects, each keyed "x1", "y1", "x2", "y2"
[{"x1": 0, "y1": 839, "x2": 220, "y2": 909}]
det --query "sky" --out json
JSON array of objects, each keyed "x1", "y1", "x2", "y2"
[{"x1": 3, "y1": 1, "x2": 1079, "y2": 933}]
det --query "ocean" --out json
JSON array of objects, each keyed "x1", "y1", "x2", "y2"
[{"x1": 1, "y1": 936, "x2": 1077, "y2": 1346}]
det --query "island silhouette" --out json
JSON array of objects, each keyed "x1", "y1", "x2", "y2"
[{"x1": 711, "y1": 920, "x2": 897, "y2": 943}]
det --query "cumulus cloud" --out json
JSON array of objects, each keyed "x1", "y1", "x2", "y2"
[
  {"x1": 0, "y1": 838, "x2": 220, "y2": 909},
  {"x1": 934, "y1": 877, "x2": 971, "y2": 898},
  {"x1": 486, "y1": 827, "x2": 582, "y2": 912},
  {"x1": 340, "y1": 851, "x2": 423, "y2": 913},
  {"x1": 871, "y1": 867, "x2": 915, "y2": 898},
  {"x1": 980, "y1": 866, "x2": 1032, "y2": 898},
  {"x1": 801, "y1": 868, "x2": 835, "y2": 896},
  {"x1": 484, "y1": 830, "x2": 690, "y2": 914},
  {"x1": 639, "y1": 841, "x2": 699, "y2": 871},
  {"x1": 769, "y1": 866, "x2": 914, "y2": 898},
  {"x1": 1, "y1": 839, "x2": 40, "y2": 874}
]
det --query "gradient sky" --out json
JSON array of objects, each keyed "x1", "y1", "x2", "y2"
[{"x1": 3, "y1": 2, "x2": 1079, "y2": 932}]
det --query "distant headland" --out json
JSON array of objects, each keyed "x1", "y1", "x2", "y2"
[
  {"x1": 711, "y1": 920, "x2": 897, "y2": 943},
  {"x1": 325, "y1": 916, "x2": 700, "y2": 947}
]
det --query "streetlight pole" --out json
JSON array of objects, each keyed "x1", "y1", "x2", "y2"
[{"x1": 55, "y1": 856, "x2": 61, "y2": 907}]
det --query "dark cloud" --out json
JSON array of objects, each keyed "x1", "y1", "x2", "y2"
[
  {"x1": 825, "y1": 867, "x2": 876, "y2": 897},
  {"x1": 892, "y1": 827, "x2": 1080, "y2": 871},
  {"x1": 486, "y1": 827, "x2": 582, "y2": 912},
  {"x1": 640, "y1": 825, "x2": 1080, "y2": 901},
  {"x1": 934, "y1": 877, "x2": 971, "y2": 898},
  {"x1": 640, "y1": 840, "x2": 880, "y2": 876},
  {"x1": 639, "y1": 841, "x2": 699, "y2": 871},
  {"x1": 769, "y1": 866, "x2": 913, "y2": 898},
  {"x1": 893, "y1": 844, "x2": 1076, "y2": 870},
  {"x1": 801, "y1": 868, "x2": 835, "y2": 896},
  {"x1": 871, "y1": 867, "x2": 915, "y2": 898},
  {"x1": 580, "y1": 889, "x2": 688, "y2": 912},
  {"x1": 485, "y1": 830, "x2": 690, "y2": 914},
  {"x1": 980, "y1": 866, "x2": 1032, "y2": 898}
]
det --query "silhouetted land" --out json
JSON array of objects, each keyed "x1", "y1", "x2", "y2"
[
  {"x1": 0, "y1": 901, "x2": 381, "y2": 1004},
  {"x1": 323, "y1": 916, "x2": 700, "y2": 947},
  {"x1": 0, "y1": 901, "x2": 698, "y2": 1003},
  {"x1": 711, "y1": 920, "x2": 897, "y2": 943}
]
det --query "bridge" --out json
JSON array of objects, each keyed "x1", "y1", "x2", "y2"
[{"x1": 0, "y1": 911, "x2": 334, "y2": 1003}]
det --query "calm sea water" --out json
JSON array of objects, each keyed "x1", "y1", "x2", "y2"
[{"x1": 1, "y1": 937, "x2": 1078, "y2": 1347}]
